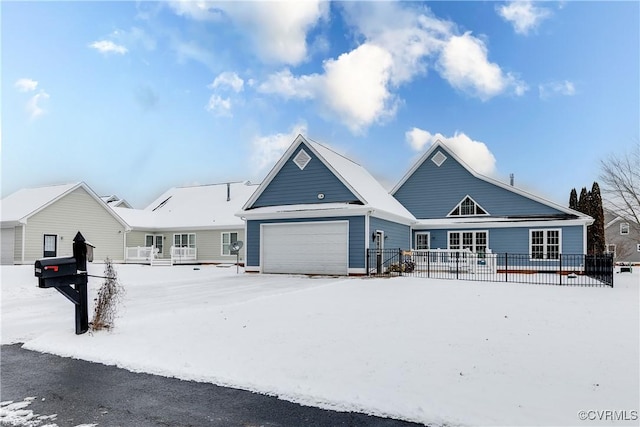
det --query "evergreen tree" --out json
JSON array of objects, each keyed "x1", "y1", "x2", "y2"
[
  {"x1": 578, "y1": 187, "x2": 590, "y2": 216},
  {"x1": 589, "y1": 182, "x2": 606, "y2": 254},
  {"x1": 569, "y1": 188, "x2": 578, "y2": 210}
]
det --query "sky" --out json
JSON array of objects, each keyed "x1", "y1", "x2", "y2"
[{"x1": 2, "y1": 1, "x2": 639, "y2": 209}]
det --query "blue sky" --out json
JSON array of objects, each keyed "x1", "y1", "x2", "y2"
[{"x1": 2, "y1": 1, "x2": 638, "y2": 208}]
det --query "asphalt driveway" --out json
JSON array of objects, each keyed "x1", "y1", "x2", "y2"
[{"x1": 1, "y1": 344, "x2": 425, "y2": 427}]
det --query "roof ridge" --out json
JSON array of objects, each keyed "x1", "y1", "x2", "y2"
[{"x1": 306, "y1": 137, "x2": 363, "y2": 168}]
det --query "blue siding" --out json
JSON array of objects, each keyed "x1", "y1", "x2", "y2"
[
  {"x1": 413, "y1": 225, "x2": 585, "y2": 254},
  {"x1": 246, "y1": 216, "x2": 366, "y2": 269},
  {"x1": 252, "y1": 142, "x2": 358, "y2": 208},
  {"x1": 370, "y1": 217, "x2": 411, "y2": 251},
  {"x1": 394, "y1": 146, "x2": 565, "y2": 219}
]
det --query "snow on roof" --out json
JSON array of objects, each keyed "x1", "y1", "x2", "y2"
[
  {"x1": 1, "y1": 182, "x2": 81, "y2": 224},
  {"x1": 242, "y1": 135, "x2": 415, "y2": 223},
  {"x1": 116, "y1": 182, "x2": 259, "y2": 230},
  {"x1": 101, "y1": 195, "x2": 132, "y2": 209},
  {"x1": 306, "y1": 138, "x2": 415, "y2": 221}
]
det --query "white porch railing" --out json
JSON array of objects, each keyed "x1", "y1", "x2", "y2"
[
  {"x1": 411, "y1": 249, "x2": 497, "y2": 274},
  {"x1": 170, "y1": 246, "x2": 197, "y2": 264},
  {"x1": 125, "y1": 246, "x2": 156, "y2": 263}
]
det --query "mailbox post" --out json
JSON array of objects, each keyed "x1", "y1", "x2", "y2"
[{"x1": 34, "y1": 231, "x2": 93, "y2": 335}]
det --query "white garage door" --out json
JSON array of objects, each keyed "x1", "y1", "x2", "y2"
[
  {"x1": 262, "y1": 221, "x2": 349, "y2": 275},
  {"x1": 1, "y1": 228, "x2": 15, "y2": 265}
]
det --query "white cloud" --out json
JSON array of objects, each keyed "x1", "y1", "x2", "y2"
[
  {"x1": 169, "y1": 1, "x2": 328, "y2": 65},
  {"x1": 209, "y1": 72, "x2": 244, "y2": 93},
  {"x1": 497, "y1": 1, "x2": 552, "y2": 35},
  {"x1": 437, "y1": 32, "x2": 527, "y2": 100},
  {"x1": 257, "y1": 69, "x2": 319, "y2": 100},
  {"x1": 89, "y1": 40, "x2": 128, "y2": 55},
  {"x1": 258, "y1": 44, "x2": 397, "y2": 134},
  {"x1": 26, "y1": 91, "x2": 50, "y2": 120},
  {"x1": 320, "y1": 44, "x2": 397, "y2": 133},
  {"x1": 15, "y1": 78, "x2": 38, "y2": 92},
  {"x1": 249, "y1": 3, "x2": 527, "y2": 133},
  {"x1": 405, "y1": 128, "x2": 497, "y2": 175},
  {"x1": 539, "y1": 80, "x2": 576, "y2": 99},
  {"x1": 205, "y1": 95, "x2": 232, "y2": 117},
  {"x1": 252, "y1": 123, "x2": 307, "y2": 170}
]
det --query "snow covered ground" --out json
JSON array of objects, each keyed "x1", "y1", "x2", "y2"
[{"x1": 2, "y1": 263, "x2": 638, "y2": 426}]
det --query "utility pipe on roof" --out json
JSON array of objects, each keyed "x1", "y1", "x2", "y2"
[{"x1": 227, "y1": 183, "x2": 230, "y2": 202}]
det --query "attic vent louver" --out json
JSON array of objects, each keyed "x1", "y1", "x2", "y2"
[
  {"x1": 293, "y1": 149, "x2": 311, "y2": 170},
  {"x1": 431, "y1": 150, "x2": 447, "y2": 167}
]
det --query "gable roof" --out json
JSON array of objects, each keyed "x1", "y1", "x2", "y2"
[
  {"x1": 114, "y1": 181, "x2": 259, "y2": 230},
  {"x1": 101, "y1": 195, "x2": 133, "y2": 209},
  {"x1": 391, "y1": 140, "x2": 592, "y2": 222},
  {"x1": 241, "y1": 135, "x2": 415, "y2": 224},
  {"x1": 1, "y1": 182, "x2": 129, "y2": 228}
]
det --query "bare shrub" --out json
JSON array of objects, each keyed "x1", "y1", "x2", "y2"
[{"x1": 91, "y1": 258, "x2": 125, "y2": 331}]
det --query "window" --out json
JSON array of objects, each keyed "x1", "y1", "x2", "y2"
[
  {"x1": 530, "y1": 229, "x2": 560, "y2": 260},
  {"x1": 620, "y1": 223, "x2": 630, "y2": 235},
  {"x1": 605, "y1": 244, "x2": 616, "y2": 257},
  {"x1": 448, "y1": 231, "x2": 488, "y2": 254},
  {"x1": 448, "y1": 196, "x2": 488, "y2": 216},
  {"x1": 146, "y1": 234, "x2": 163, "y2": 254},
  {"x1": 415, "y1": 232, "x2": 430, "y2": 250},
  {"x1": 174, "y1": 233, "x2": 196, "y2": 248},
  {"x1": 43, "y1": 234, "x2": 57, "y2": 257},
  {"x1": 222, "y1": 232, "x2": 238, "y2": 256}
]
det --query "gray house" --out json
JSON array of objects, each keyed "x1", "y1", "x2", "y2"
[
  {"x1": 604, "y1": 209, "x2": 640, "y2": 263},
  {"x1": 0, "y1": 182, "x2": 129, "y2": 264}
]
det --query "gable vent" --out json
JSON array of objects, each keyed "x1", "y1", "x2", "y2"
[
  {"x1": 431, "y1": 150, "x2": 447, "y2": 167},
  {"x1": 293, "y1": 149, "x2": 311, "y2": 170}
]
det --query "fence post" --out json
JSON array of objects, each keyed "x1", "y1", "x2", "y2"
[
  {"x1": 505, "y1": 253, "x2": 508, "y2": 282},
  {"x1": 366, "y1": 249, "x2": 370, "y2": 276},
  {"x1": 427, "y1": 250, "x2": 430, "y2": 278},
  {"x1": 455, "y1": 251, "x2": 459, "y2": 280},
  {"x1": 559, "y1": 254, "x2": 562, "y2": 286},
  {"x1": 398, "y1": 248, "x2": 402, "y2": 277}
]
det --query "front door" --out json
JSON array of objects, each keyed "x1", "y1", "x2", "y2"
[
  {"x1": 146, "y1": 234, "x2": 164, "y2": 255},
  {"x1": 43, "y1": 234, "x2": 57, "y2": 257}
]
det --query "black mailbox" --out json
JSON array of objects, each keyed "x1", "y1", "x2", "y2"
[{"x1": 35, "y1": 257, "x2": 77, "y2": 288}]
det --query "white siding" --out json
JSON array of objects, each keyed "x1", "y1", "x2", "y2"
[
  {"x1": 23, "y1": 187, "x2": 126, "y2": 263},
  {"x1": 1, "y1": 228, "x2": 15, "y2": 265}
]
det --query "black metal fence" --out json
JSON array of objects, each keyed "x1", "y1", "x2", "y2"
[{"x1": 366, "y1": 249, "x2": 614, "y2": 287}]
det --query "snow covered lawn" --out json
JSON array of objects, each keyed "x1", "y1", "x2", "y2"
[{"x1": 2, "y1": 264, "x2": 638, "y2": 426}]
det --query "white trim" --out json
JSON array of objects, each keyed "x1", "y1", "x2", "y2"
[
  {"x1": 221, "y1": 231, "x2": 239, "y2": 256},
  {"x1": 447, "y1": 195, "x2": 490, "y2": 217},
  {"x1": 446, "y1": 230, "x2": 489, "y2": 253},
  {"x1": 293, "y1": 148, "x2": 312, "y2": 170},
  {"x1": 348, "y1": 268, "x2": 366, "y2": 275},
  {"x1": 374, "y1": 230, "x2": 384, "y2": 251},
  {"x1": 414, "y1": 231, "x2": 431, "y2": 250},
  {"x1": 412, "y1": 218, "x2": 590, "y2": 229},
  {"x1": 529, "y1": 228, "x2": 562, "y2": 261},
  {"x1": 245, "y1": 266, "x2": 260, "y2": 273},
  {"x1": 620, "y1": 222, "x2": 630, "y2": 235},
  {"x1": 431, "y1": 150, "x2": 447, "y2": 167},
  {"x1": 243, "y1": 135, "x2": 367, "y2": 210},
  {"x1": 21, "y1": 225, "x2": 26, "y2": 264},
  {"x1": 259, "y1": 220, "x2": 349, "y2": 275},
  {"x1": 365, "y1": 214, "x2": 370, "y2": 251}
]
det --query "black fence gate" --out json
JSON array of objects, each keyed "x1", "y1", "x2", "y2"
[{"x1": 366, "y1": 249, "x2": 614, "y2": 287}]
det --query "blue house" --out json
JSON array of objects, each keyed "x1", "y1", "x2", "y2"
[
  {"x1": 239, "y1": 135, "x2": 415, "y2": 275},
  {"x1": 391, "y1": 141, "x2": 593, "y2": 264}
]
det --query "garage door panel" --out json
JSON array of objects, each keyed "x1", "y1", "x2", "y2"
[
  {"x1": 1, "y1": 228, "x2": 15, "y2": 265},
  {"x1": 262, "y1": 222, "x2": 348, "y2": 275}
]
